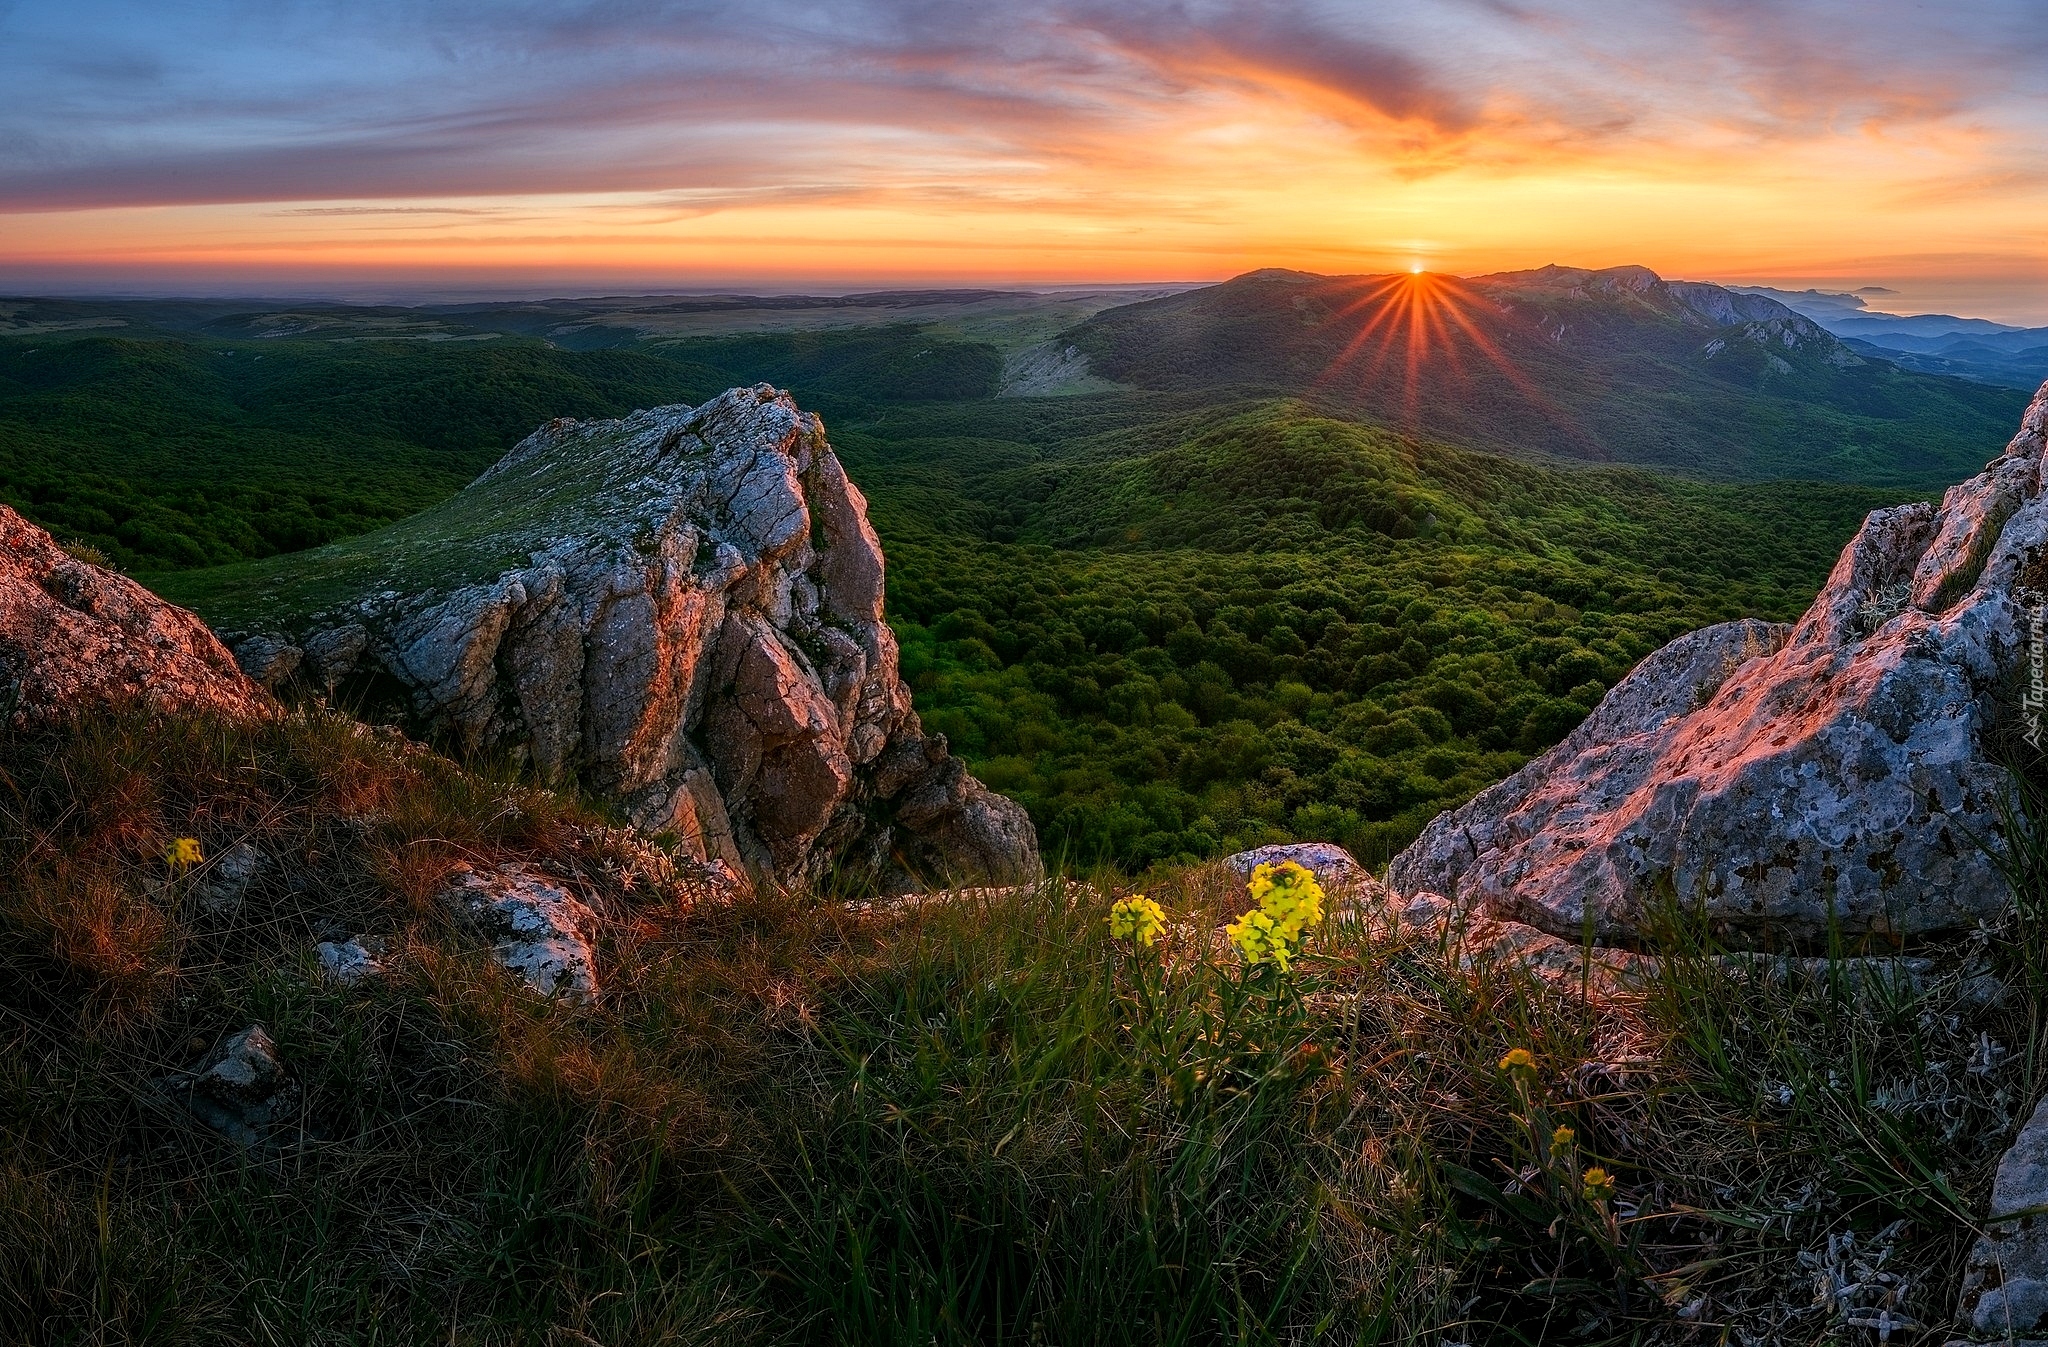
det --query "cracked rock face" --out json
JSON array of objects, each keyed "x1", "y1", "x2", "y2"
[
  {"x1": 0, "y1": 507, "x2": 273, "y2": 727},
  {"x1": 215, "y1": 385, "x2": 1039, "y2": 893},
  {"x1": 1389, "y1": 378, "x2": 2048, "y2": 944}
]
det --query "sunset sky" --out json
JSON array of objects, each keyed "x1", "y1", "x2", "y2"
[{"x1": 3, "y1": 0, "x2": 2045, "y2": 319}]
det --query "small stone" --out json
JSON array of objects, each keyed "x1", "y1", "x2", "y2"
[
  {"x1": 229, "y1": 634, "x2": 302, "y2": 688},
  {"x1": 196, "y1": 841, "x2": 264, "y2": 915},
  {"x1": 1224, "y1": 842, "x2": 1378, "y2": 896},
  {"x1": 316, "y1": 935, "x2": 385, "y2": 986},
  {"x1": 184, "y1": 1024, "x2": 293, "y2": 1146},
  {"x1": 447, "y1": 865, "x2": 599, "y2": 1002}
]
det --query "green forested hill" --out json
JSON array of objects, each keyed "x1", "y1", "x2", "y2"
[
  {"x1": 0, "y1": 327, "x2": 999, "y2": 569},
  {"x1": 1066, "y1": 268, "x2": 2027, "y2": 484},
  {"x1": 7, "y1": 302, "x2": 1920, "y2": 870},
  {"x1": 852, "y1": 403, "x2": 1894, "y2": 868}
]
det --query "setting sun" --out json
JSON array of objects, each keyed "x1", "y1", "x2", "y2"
[{"x1": 0, "y1": 2, "x2": 2043, "y2": 316}]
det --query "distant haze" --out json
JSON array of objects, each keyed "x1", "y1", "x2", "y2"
[{"x1": 2, "y1": 1, "x2": 2045, "y2": 324}]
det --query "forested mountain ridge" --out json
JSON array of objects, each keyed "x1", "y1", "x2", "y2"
[{"x1": 1066, "y1": 265, "x2": 2026, "y2": 484}]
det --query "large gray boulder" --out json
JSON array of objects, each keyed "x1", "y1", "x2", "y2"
[
  {"x1": 212, "y1": 385, "x2": 1039, "y2": 893},
  {"x1": 1389, "y1": 378, "x2": 2048, "y2": 944}
]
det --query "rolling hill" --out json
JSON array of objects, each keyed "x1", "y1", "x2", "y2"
[{"x1": 1065, "y1": 265, "x2": 2028, "y2": 485}]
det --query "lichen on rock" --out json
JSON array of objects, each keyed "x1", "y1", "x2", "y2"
[
  {"x1": 0, "y1": 505, "x2": 273, "y2": 727},
  {"x1": 208, "y1": 385, "x2": 1039, "y2": 894}
]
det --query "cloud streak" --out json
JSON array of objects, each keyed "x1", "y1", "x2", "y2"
[{"x1": 1, "y1": 0, "x2": 2037, "y2": 209}]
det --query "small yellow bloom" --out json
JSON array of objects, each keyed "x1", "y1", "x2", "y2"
[
  {"x1": 1581, "y1": 1166, "x2": 1616, "y2": 1204},
  {"x1": 1551, "y1": 1125, "x2": 1575, "y2": 1150},
  {"x1": 166, "y1": 837, "x2": 204, "y2": 871},
  {"x1": 1107, "y1": 895, "x2": 1167, "y2": 947},
  {"x1": 1226, "y1": 908, "x2": 1293, "y2": 970},
  {"x1": 1228, "y1": 859, "x2": 1326, "y2": 971},
  {"x1": 1248, "y1": 861, "x2": 1324, "y2": 939},
  {"x1": 1498, "y1": 1047, "x2": 1536, "y2": 1075}
]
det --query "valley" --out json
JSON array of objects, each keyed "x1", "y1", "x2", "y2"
[{"x1": 0, "y1": 272, "x2": 1961, "y2": 871}]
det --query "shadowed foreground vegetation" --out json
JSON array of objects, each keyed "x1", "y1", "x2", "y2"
[{"x1": 1, "y1": 708, "x2": 2039, "y2": 1344}]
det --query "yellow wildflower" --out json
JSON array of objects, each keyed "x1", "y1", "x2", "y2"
[
  {"x1": 166, "y1": 837, "x2": 204, "y2": 871},
  {"x1": 1581, "y1": 1166, "x2": 1616, "y2": 1204},
  {"x1": 1247, "y1": 861, "x2": 1324, "y2": 940},
  {"x1": 1498, "y1": 1047, "x2": 1536, "y2": 1075},
  {"x1": 1227, "y1": 859, "x2": 1326, "y2": 970},
  {"x1": 1551, "y1": 1125, "x2": 1576, "y2": 1150},
  {"x1": 1225, "y1": 908, "x2": 1293, "y2": 971},
  {"x1": 1107, "y1": 895, "x2": 1167, "y2": 947}
]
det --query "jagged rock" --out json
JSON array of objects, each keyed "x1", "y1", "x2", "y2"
[
  {"x1": 1962, "y1": 1096, "x2": 2048, "y2": 1336},
  {"x1": 0, "y1": 507, "x2": 273, "y2": 727},
  {"x1": 196, "y1": 841, "x2": 265, "y2": 915},
  {"x1": 231, "y1": 634, "x2": 302, "y2": 689},
  {"x1": 1389, "y1": 380, "x2": 2048, "y2": 944},
  {"x1": 448, "y1": 864, "x2": 600, "y2": 1002},
  {"x1": 316, "y1": 935, "x2": 386, "y2": 985},
  {"x1": 216, "y1": 385, "x2": 1038, "y2": 893},
  {"x1": 183, "y1": 1024, "x2": 294, "y2": 1146}
]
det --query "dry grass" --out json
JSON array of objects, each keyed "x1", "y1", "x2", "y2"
[{"x1": 0, "y1": 706, "x2": 2040, "y2": 1344}]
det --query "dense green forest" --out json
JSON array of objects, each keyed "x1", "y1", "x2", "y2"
[
  {"x1": 857, "y1": 406, "x2": 1893, "y2": 868},
  {"x1": 0, "y1": 328, "x2": 1000, "y2": 570},
  {"x1": 5, "y1": 316, "x2": 1913, "y2": 870}
]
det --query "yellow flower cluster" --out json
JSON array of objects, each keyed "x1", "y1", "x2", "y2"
[
  {"x1": 1498, "y1": 1047, "x2": 1536, "y2": 1076},
  {"x1": 1225, "y1": 860, "x2": 1325, "y2": 971},
  {"x1": 1581, "y1": 1166, "x2": 1616, "y2": 1204},
  {"x1": 1107, "y1": 895, "x2": 1167, "y2": 947},
  {"x1": 165, "y1": 837, "x2": 204, "y2": 871}
]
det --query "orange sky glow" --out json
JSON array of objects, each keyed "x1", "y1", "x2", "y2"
[{"x1": 3, "y1": 1, "x2": 2044, "y2": 319}]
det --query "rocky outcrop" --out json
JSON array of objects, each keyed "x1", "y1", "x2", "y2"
[
  {"x1": 217, "y1": 385, "x2": 1038, "y2": 893},
  {"x1": 0, "y1": 506, "x2": 272, "y2": 727},
  {"x1": 1389, "y1": 379, "x2": 2048, "y2": 945}
]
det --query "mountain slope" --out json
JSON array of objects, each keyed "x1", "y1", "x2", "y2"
[
  {"x1": 1734, "y1": 284, "x2": 2048, "y2": 391},
  {"x1": 1067, "y1": 266, "x2": 2026, "y2": 485}
]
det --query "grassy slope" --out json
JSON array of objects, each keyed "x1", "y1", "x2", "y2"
[{"x1": 0, "y1": 707, "x2": 2035, "y2": 1343}]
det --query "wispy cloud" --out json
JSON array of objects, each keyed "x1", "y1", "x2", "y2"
[
  {"x1": 0, "y1": 0, "x2": 2042, "y2": 307},
  {"x1": 0, "y1": 0, "x2": 2037, "y2": 209}
]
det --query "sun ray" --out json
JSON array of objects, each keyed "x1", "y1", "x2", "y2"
[{"x1": 1309, "y1": 271, "x2": 1602, "y2": 453}]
